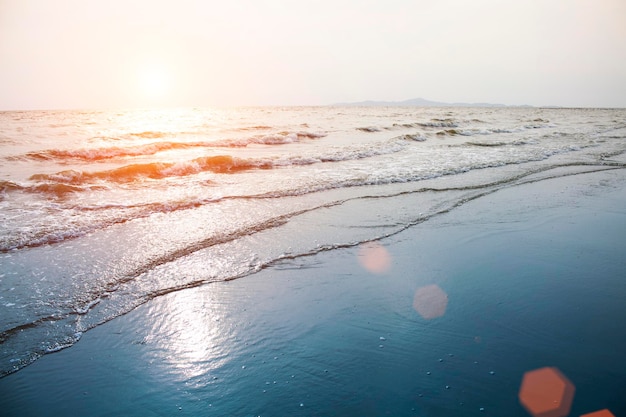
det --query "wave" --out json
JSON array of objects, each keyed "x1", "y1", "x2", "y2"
[
  {"x1": 3, "y1": 145, "x2": 616, "y2": 253},
  {"x1": 357, "y1": 118, "x2": 524, "y2": 134},
  {"x1": 233, "y1": 125, "x2": 273, "y2": 131},
  {"x1": 436, "y1": 129, "x2": 462, "y2": 136},
  {"x1": 0, "y1": 180, "x2": 21, "y2": 192},
  {"x1": 417, "y1": 119, "x2": 459, "y2": 128},
  {"x1": 396, "y1": 134, "x2": 428, "y2": 142},
  {"x1": 0, "y1": 140, "x2": 415, "y2": 250},
  {"x1": 31, "y1": 183, "x2": 94, "y2": 196},
  {"x1": 22, "y1": 136, "x2": 406, "y2": 187},
  {"x1": 1, "y1": 180, "x2": 110, "y2": 198},
  {"x1": 465, "y1": 138, "x2": 538, "y2": 147},
  {"x1": 357, "y1": 118, "x2": 550, "y2": 136},
  {"x1": 356, "y1": 126, "x2": 381, "y2": 132},
  {"x1": 436, "y1": 127, "x2": 528, "y2": 137},
  {"x1": 91, "y1": 130, "x2": 170, "y2": 141},
  {"x1": 27, "y1": 155, "x2": 273, "y2": 185},
  {"x1": 130, "y1": 131, "x2": 167, "y2": 139},
  {"x1": 358, "y1": 119, "x2": 460, "y2": 132},
  {"x1": 15, "y1": 131, "x2": 326, "y2": 162},
  {"x1": 465, "y1": 141, "x2": 509, "y2": 147},
  {"x1": 0, "y1": 198, "x2": 218, "y2": 252},
  {"x1": 21, "y1": 142, "x2": 206, "y2": 161},
  {"x1": 215, "y1": 131, "x2": 326, "y2": 147}
]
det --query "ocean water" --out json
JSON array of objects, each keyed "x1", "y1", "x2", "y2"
[
  {"x1": 1, "y1": 167, "x2": 625, "y2": 417},
  {"x1": 1, "y1": 105, "x2": 625, "y2": 382}
]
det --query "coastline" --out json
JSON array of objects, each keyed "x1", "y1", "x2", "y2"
[{"x1": 1, "y1": 168, "x2": 625, "y2": 416}]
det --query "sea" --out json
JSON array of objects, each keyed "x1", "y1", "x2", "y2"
[{"x1": 1, "y1": 106, "x2": 625, "y2": 414}]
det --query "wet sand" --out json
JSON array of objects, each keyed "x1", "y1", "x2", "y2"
[{"x1": 1, "y1": 169, "x2": 625, "y2": 417}]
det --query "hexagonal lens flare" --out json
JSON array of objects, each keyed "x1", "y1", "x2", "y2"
[
  {"x1": 580, "y1": 410, "x2": 615, "y2": 417},
  {"x1": 518, "y1": 367, "x2": 575, "y2": 417}
]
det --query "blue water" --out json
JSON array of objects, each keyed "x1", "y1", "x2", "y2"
[{"x1": 1, "y1": 170, "x2": 624, "y2": 416}]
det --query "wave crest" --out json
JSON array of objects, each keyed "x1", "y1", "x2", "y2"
[
  {"x1": 14, "y1": 131, "x2": 326, "y2": 162},
  {"x1": 27, "y1": 155, "x2": 270, "y2": 184}
]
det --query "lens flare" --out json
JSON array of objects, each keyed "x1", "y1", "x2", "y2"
[
  {"x1": 580, "y1": 410, "x2": 615, "y2": 417},
  {"x1": 518, "y1": 367, "x2": 575, "y2": 417},
  {"x1": 357, "y1": 241, "x2": 391, "y2": 274},
  {"x1": 412, "y1": 284, "x2": 448, "y2": 320}
]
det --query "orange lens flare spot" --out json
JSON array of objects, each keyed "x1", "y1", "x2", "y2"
[
  {"x1": 357, "y1": 242, "x2": 391, "y2": 274},
  {"x1": 518, "y1": 367, "x2": 575, "y2": 417},
  {"x1": 580, "y1": 410, "x2": 615, "y2": 417},
  {"x1": 412, "y1": 284, "x2": 448, "y2": 320}
]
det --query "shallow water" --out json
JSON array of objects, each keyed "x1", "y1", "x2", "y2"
[
  {"x1": 0, "y1": 170, "x2": 624, "y2": 416},
  {"x1": 1, "y1": 106, "x2": 625, "y2": 379}
]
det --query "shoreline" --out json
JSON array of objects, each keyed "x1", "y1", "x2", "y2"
[{"x1": 1, "y1": 168, "x2": 625, "y2": 416}]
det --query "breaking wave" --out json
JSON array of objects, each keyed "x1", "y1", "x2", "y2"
[
  {"x1": 130, "y1": 131, "x2": 167, "y2": 139},
  {"x1": 21, "y1": 137, "x2": 406, "y2": 187},
  {"x1": 28, "y1": 155, "x2": 272, "y2": 184},
  {"x1": 356, "y1": 126, "x2": 381, "y2": 133},
  {"x1": 355, "y1": 118, "x2": 549, "y2": 135},
  {"x1": 417, "y1": 119, "x2": 459, "y2": 128},
  {"x1": 15, "y1": 131, "x2": 326, "y2": 162}
]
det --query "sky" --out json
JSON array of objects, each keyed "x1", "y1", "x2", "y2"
[{"x1": 0, "y1": 0, "x2": 625, "y2": 110}]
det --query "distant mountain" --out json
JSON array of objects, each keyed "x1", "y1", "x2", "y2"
[{"x1": 333, "y1": 98, "x2": 531, "y2": 108}]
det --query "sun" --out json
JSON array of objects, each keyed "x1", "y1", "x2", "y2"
[{"x1": 138, "y1": 66, "x2": 171, "y2": 99}]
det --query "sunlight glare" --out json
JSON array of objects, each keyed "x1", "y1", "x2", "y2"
[
  {"x1": 150, "y1": 287, "x2": 232, "y2": 382},
  {"x1": 138, "y1": 66, "x2": 171, "y2": 99}
]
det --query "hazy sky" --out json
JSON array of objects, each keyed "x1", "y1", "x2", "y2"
[{"x1": 1, "y1": 0, "x2": 625, "y2": 110}]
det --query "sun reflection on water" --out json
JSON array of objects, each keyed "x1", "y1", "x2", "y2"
[{"x1": 144, "y1": 284, "x2": 236, "y2": 383}]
